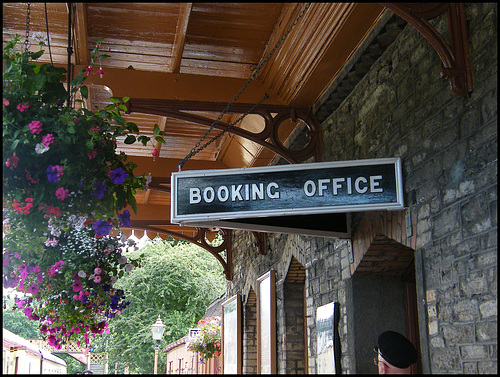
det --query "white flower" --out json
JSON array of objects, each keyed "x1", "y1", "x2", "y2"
[
  {"x1": 44, "y1": 238, "x2": 58, "y2": 247},
  {"x1": 32, "y1": 31, "x2": 45, "y2": 42},
  {"x1": 118, "y1": 256, "x2": 127, "y2": 264},
  {"x1": 144, "y1": 173, "x2": 152, "y2": 191},
  {"x1": 78, "y1": 270, "x2": 87, "y2": 278},
  {"x1": 50, "y1": 227, "x2": 61, "y2": 237},
  {"x1": 125, "y1": 263, "x2": 134, "y2": 272},
  {"x1": 35, "y1": 143, "x2": 50, "y2": 154}
]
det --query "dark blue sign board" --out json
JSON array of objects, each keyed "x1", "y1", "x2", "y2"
[{"x1": 171, "y1": 158, "x2": 403, "y2": 237}]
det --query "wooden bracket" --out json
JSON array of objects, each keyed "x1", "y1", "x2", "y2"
[
  {"x1": 251, "y1": 231, "x2": 267, "y2": 255},
  {"x1": 381, "y1": 3, "x2": 473, "y2": 96},
  {"x1": 126, "y1": 98, "x2": 323, "y2": 163},
  {"x1": 128, "y1": 220, "x2": 233, "y2": 280}
]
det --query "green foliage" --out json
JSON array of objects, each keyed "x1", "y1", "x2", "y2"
[{"x1": 92, "y1": 239, "x2": 225, "y2": 374}]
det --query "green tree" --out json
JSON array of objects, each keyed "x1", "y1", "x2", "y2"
[
  {"x1": 93, "y1": 237, "x2": 226, "y2": 374},
  {"x1": 2, "y1": 295, "x2": 41, "y2": 339}
]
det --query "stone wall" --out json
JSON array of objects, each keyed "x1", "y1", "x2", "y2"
[{"x1": 226, "y1": 3, "x2": 497, "y2": 374}]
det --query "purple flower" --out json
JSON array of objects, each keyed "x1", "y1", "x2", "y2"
[
  {"x1": 108, "y1": 168, "x2": 127, "y2": 185},
  {"x1": 93, "y1": 219, "x2": 112, "y2": 236},
  {"x1": 27, "y1": 284, "x2": 39, "y2": 295},
  {"x1": 46, "y1": 165, "x2": 63, "y2": 183},
  {"x1": 91, "y1": 182, "x2": 107, "y2": 200},
  {"x1": 119, "y1": 209, "x2": 131, "y2": 228}
]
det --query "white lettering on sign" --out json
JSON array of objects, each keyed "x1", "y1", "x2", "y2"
[
  {"x1": 303, "y1": 175, "x2": 384, "y2": 197},
  {"x1": 189, "y1": 182, "x2": 280, "y2": 204}
]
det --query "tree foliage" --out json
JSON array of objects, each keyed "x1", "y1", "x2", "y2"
[
  {"x1": 2, "y1": 295, "x2": 41, "y2": 339},
  {"x1": 93, "y1": 237, "x2": 226, "y2": 374}
]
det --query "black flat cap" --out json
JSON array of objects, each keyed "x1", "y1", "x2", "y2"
[{"x1": 377, "y1": 331, "x2": 418, "y2": 369}]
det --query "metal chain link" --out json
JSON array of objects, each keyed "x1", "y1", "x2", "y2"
[
  {"x1": 23, "y1": 3, "x2": 31, "y2": 55},
  {"x1": 178, "y1": 2, "x2": 311, "y2": 171}
]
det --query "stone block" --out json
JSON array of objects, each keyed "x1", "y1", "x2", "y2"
[
  {"x1": 478, "y1": 361, "x2": 498, "y2": 374},
  {"x1": 460, "y1": 345, "x2": 489, "y2": 360},
  {"x1": 431, "y1": 346, "x2": 461, "y2": 372},
  {"x1": 463, "y1": 362, "x2": 478, "y2": 374},
  {"x1": 479, "y1": 300, "x2": 497, "y2": 318},
  {"x1": 460, "y1": 273, "x2": 488, "y2": 296},
  {"x1": 442, "y1": 324, "x2": 475, "y2": 344},
  {"x1": 433, "y1": 205, "x2": 461, "y2": 238},
  {"x1": 476, "y1": 321, "x2": 497, "y2": 342}
]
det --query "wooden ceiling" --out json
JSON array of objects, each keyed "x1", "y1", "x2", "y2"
[{"x1": 3, "y1": 2, "x2": 387, "y2": 239}]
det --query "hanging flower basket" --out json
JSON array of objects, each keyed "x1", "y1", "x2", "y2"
[
  {"x1": 186, "y1": 317, "x2": 222, "y2": 363},
  {"x1": 2, "y1": 34, "x2": 164, "y2": 349}
]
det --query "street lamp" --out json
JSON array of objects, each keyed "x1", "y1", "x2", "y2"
[{"x1": 151, "y1": 314, "x2": 166, "y2": 374}]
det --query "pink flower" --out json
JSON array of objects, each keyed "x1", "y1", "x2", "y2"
[
  {"x1": 72, "y1": 281, "x2": 82, "y2": 292},
  {"x1": 41, "y1": 133, "x2": 54, "y2": 147},
  {"x1": 17, "y1": 102, "x2": 29, "y2": 112},
  {"x1": 5, "y1": 153, "x2": 19, "y2": 169},
  {"x1": 152, "y1": 147, "x2": 159, "y2": 160},
  {"x1": 85, "y1": 65, "x2": 93, "y2": 75},
  {"x1": 28, "y1": 120, "x2": 43, "y2": 134},
  {"x1": 3, "y1": 98, "x2": 9, "y2": 106},
  {"x1": 94, "y1": 267, "x2": 102, "y2": 275},
  {"x1": 87, "y1": 149, "x2": 97, "y2": 159},
  {"x1": 94, "y1": 275, "x2": 101, "y2": 283},
  {"x1": 97, "y1": 67, "x2": 105, "y2": 78},
  {"x1": 55, "y1": 187, "x2": 69, "y2": 200}
]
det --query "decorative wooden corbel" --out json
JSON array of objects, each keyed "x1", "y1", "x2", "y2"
[
  {"x1": 128, "y1": 220, "x2": 233, "y2": 280},
  {"x1": 381, "y1": 3, "x2": 473, "y2": 96},
  {"x1": 251, "y1": 231, "x2": 267, "y2": 255}
]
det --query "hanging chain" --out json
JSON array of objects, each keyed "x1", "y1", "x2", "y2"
[
  {"x1": 66, "y1": 3, "x2": 73, "y2": 108},
  {"x1": 23, "y1": 3, "x2": 31, "y2": 55},
  {"x1": 45, "y1": 3, "x2": 54, "y2": 66},
  {"x1": 178, "y1": 2, "x2": 311, "y2": 171}
]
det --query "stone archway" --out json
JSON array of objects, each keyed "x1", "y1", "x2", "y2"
[
  {"x1": 349, "y1": 210, "x2": 421, "y2": 374},
  {"x1": 243, "y1": 288, "x2": 258, "y2": 374},
  {"x1": 282, "y1": 257, "x2": 308, "y2": 374}
]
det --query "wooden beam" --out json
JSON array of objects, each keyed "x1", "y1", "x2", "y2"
[
  {"x1": 171, "y1": 3, "x2": 192, "y2": 73},
  {"x1": 73, "y1": 3, "x2": 89, "y2": 65},
  {"x1": 127, "y1": 155, "x2": 227, "y2": 179},
  {"x1": 70, "y1": 65, "x2": 284, "y2": 104}
]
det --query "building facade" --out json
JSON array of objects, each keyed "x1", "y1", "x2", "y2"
[{"x1": 225, "y1": 3, "x2": 497, "y2": 374}]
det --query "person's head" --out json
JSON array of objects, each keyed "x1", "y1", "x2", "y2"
[{"x1": 375, "y1": 331, "x2": 418, "y2": 374}]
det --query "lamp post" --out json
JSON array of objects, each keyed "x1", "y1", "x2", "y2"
[{"x1": 151, "y1": 315, "x2": 166, "y2": 374}]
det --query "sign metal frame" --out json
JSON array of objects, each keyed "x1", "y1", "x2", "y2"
[{"x1": 171, "y1": 158, "x2": 403, "y2": 235}]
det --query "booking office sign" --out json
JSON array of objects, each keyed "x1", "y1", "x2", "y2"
[{"x1": 171, "y1": 158, "x2": 404, "y2": 237}]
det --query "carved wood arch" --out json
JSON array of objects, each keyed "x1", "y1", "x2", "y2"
[
  {"x1": 381, "y1": 3, "x2": 473, "y2": 96},
  {"x1": 128, "y1": 220, "x2": 232, "y2": 280}
]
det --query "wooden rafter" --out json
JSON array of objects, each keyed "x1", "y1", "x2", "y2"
[
  {"x1": 171, "y1": 3, "x2": 192, "y2": 73},
  {"x1": 72, "y1": 3, "x2": 89, "y2": 66}
]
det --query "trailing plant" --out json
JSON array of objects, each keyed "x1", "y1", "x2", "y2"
[{"x1": 2, "y1": 34, "x2": 164, "y2": 349}]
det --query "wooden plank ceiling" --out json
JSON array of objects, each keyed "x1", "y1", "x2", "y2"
[{"x1": 3, "y1": 2, "x2": 386, "y2": 239}]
